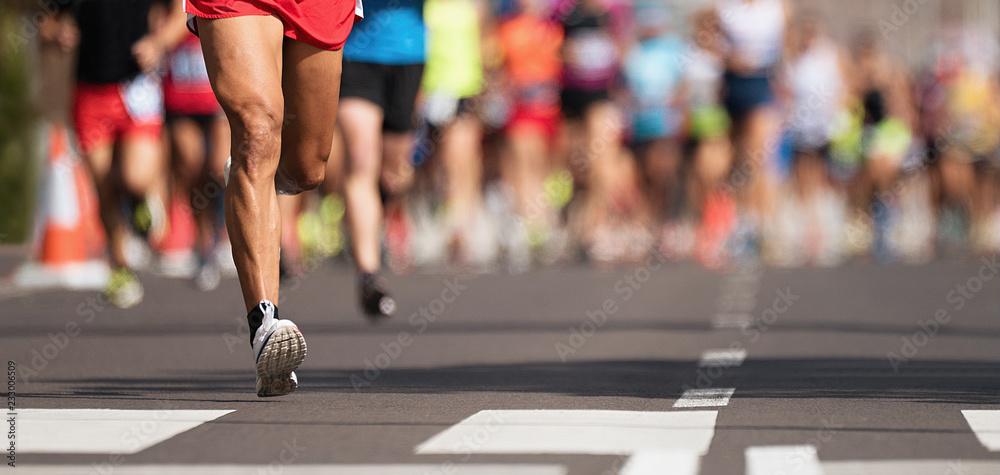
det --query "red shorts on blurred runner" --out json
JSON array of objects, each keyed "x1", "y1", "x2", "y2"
[
  {"x1": 73, "y1": 76, "x2": 163, "y2": 155},
  {"x1": 185, "y1": 0, "x2": 362, "y2": 51}
]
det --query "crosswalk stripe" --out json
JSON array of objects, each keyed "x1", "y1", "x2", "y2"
[
  {"x1": 620, "y1": 451, "x2": 701, "y2": 475},
  {"x1": 821, "y1": 459, "x2": 1000, "y2": 475},
  {"x1": 414, "y1": 410, "x2": 718, "y2": 455},
  {"x1": 673, "y1": 388, "x2": 736, "y2": 408},
  {"x1": 7, "y1": 465, "x2": 568, "y2": 475},
  {"x1": 962, "y1": 410, "x2": 1000, "y2": 451},
  {"x1": 18, "y1": 409, "x2": 234, "y2": 454},
  {"x1": 698, "y1": 348, "x2": 747, "y2": 367},
  {"x1": 745, "y1": 445, "x2": 823, "y2": 475}
]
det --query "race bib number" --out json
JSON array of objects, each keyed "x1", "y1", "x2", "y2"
[
  {"x1": 120, "y1": 74, "x2": 163, "y2": 123},
  {"x1": 169, "y1": 45, "x2": 211, "y2": 85}
]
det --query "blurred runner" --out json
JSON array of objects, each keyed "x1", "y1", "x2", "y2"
[
  {"x1": 338, "y1": 0, "x2": 425, "y2": 319},
  {"x1": 851, "y1": 32, "x2": 917, "y2": 261},
  {"x1": 68, "y1": 0, "x2": 187, "y2": 308},
  {"x1": 556, "y1": 0, "x2": 649, "y2": 264},
  {"x1": 622, "y1": 2, "x2": 685, "y2": 225},
  {"x1": 716, "y1": 0, "x2": 787, "y2": 227},
  {"x1": 769, "y1": 14, "x2": 850, "y2": 267},
  {"x1": 162, "y1": 31, "x2": 230, "y2": 290},
  {"x1": 922, "y1": 29, "x2": 1000, "y2": 256},
  {"x1": 188, "y1": 0, "x2": 359, "y2": 396},
  {"x1": 496, "y1": 0, "x2": 572, "y2": 269},
  {"x1": 421, "y1": 0, "x2": 493, "y2": 266},
  {"x1": 675, "y1": 8, "x2": 733, "y2": 266},
  {"x1": 497, "y1": 0, "x2": 564, "y2": 237}
]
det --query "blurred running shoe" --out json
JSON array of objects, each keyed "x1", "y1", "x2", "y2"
[
  {"x1": 358, "y1": 273, "x2": 396, "y2": 322},
  {"x1": 659, "y1": 220, "x2": 695, "y2": 261},
  {"x1": 215, "y1": 241, "x2": 238, "y2": 277},
  {"x1": 385, "y1": 203, "x2": 414, "y2": 274},
  {"x1": 124, "y1": 232, "x2": 152, "y2": 271},
  {"x1": 193, "y1": 259, "x2": 221, "y2": 292},
  {"x1": 140, "y1": 195, "x2": 168, "y2": 246},
  {"x1": 249, "y1": 300, "x2": 306, "y2": 397},
  {"x1": 104, "y1": 267, "x2": 144, "y2": 309},
  {"x1": 298, "y1": 194, "x2": 347, "y2": 267},
  {"x1": 695, "y1": 190, "x2": 736, "y2": 269}
]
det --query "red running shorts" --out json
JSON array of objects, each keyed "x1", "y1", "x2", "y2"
[
  {"x1": 73, "y1": 77, "x2": 163, "y2": 155},
  {"x1": 185, "y1": 0, "x2": 361, "y2": 51}
]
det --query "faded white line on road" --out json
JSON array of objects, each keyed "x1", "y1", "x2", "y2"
[
  {"x1": 711, "y1": 263, "x2": 763, "y2": 330},
  {"x1": 745, "y1": 445, "x2": 823, "y2": 475},
  {"x1": 620, "y1": 451, "x2": 701, "y2": 475},
  {"x1": 415, "y1": 410, "x2": 718, "y2": 455},
  {"x1": 673, "y1": 388, "x2": 736, "y2": 408},
  {"x1": 822, "y1": 459, "x2": 1000, "y2": 475},
  {"x1": 962, "y1": 410, "x2": 1000, "y2": 451},
  {"x1": 8, "y1": 465, "x2": 567, "y2": 475},
  {"x1": 18, "y1": 409, "x2": 234, "y2": 454},
  {"x1": 698, "y1": 348, "x2": 747, "y2": 367},
  {"x1": 711, "y1": 313, "x2": 754, "y2": 329}
]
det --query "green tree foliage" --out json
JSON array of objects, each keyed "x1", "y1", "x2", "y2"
[{"x1": 0, "y1": 6, "x2": 39, "y2": 244}]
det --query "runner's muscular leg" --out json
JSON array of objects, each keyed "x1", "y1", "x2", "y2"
[
  {"x1": 199, "y1": 15, "x2": 285, "y2": 311},
  {"x1": 275, "y1": 39, "x2": 344, "y2": 194}
]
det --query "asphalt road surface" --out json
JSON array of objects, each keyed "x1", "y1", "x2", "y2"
[{"x1": 2, "y1": 254, "x2": 999, "y2": 474}]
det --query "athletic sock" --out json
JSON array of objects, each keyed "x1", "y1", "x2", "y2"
[
  {"x1": 359, "y1": 272, "x2": 377, "y2": 288},
  {"x1": 247, "y1": 300, "x2": 278, "y2": 347}
]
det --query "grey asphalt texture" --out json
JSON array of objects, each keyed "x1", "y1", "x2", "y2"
[{"x1": 2, "y1": 250, "x2": 999, "y2": 474}]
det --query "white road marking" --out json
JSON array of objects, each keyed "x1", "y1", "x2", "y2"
[
  {"x1": 822, "y1": 459, "x2": 1000, "y2": 475},
  {"x1": 698, "y1": 348, "x2": 747, "y2": 367},
  {"x1": 962, "y1": 409, "x2": 1000, "y2": 452},
  {"x1": 711, "y1": 313, "x2": 754, "y2": 329},
  {"x1": 673, "y1": 388, "x2": 736, "y2": 408},
  {"x1": 9, "y1": 465, "x2": 567, "y2": 475},
  {"x1": 18, "y1": 409, "x2": 234, "y2": 454},
  {"x1": 415, "y1": 410, "x2": 718, "y2": 455},
  {"x1": 745, "y1": 445, "x2": 823, "y2": 475},
  {"x1": 963, "y1": 410, "x2": 1000, "y2": 451},
  {"x1": 711, "y1": 263, "x2": 763, "y2": 330},
  {"x1": 620, "y1": 451, "x2": 701, "y2": 475}
]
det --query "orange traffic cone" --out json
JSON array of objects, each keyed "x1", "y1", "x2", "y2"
[{"x1": 14, "y1": 122, "x2": 109, "y2": 290}]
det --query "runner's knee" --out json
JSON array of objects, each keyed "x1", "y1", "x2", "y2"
[
  {"x1": 278, "y1": 160, "x2": 327, "y2": 191},
  {"x1": 232, "y1": 103, "x2": 283, "y2": 181}
]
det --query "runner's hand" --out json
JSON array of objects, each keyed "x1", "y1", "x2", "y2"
[{"x1": 133, "y1": 36, "x2": 165, "y2": 73}]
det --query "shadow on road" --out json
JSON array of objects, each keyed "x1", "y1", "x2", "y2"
[{"x1": 22, "y1": 358, "x2": 1000, "y2": 405}]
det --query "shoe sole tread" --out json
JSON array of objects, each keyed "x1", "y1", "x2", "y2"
[{"x1": 255, "y1": 326, "x2": 306, "y2": 397}]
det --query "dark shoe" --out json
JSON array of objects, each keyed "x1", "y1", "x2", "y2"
[{"x1": 358, "y1": 273, "x2": 396, "y2": 322}]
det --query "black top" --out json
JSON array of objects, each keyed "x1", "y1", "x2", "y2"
[
  {"x1": 560, "y1": 2, "x2": 610, "y2": 37},
  {"x1": 72, "y1": 0, "x2": 154, "y2": 84}
]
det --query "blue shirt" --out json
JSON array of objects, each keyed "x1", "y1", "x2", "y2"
[
  {"x1": 624, "y1": 35, "x2": 685, "y2": 140},
  {"x1": 344, "y1": 0, "x2": 426, "y2": 64}
]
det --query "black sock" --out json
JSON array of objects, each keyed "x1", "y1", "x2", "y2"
[
  {"x1": 359, "y1": 272, "x2": 376, "y2": 289},
  {"x1": 246, "y1": 302, "x2": 278, "y2": 347}
]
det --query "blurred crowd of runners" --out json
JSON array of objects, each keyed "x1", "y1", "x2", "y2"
[{"x1": 31, "y1": 0, "x2": 1000, "y2": 304}]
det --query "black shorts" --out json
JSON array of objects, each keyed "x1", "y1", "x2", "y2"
[
  {"x1": 560, "y1": 88, "x2": 610, "y2": 120},
  {"x1": 340, "y1": 61, "x2": 424, "y2": 133},
  {"x1": 722, "y1": 72, "x2": 774, "y2": 121},
  {"x1": 165, "y1": 113, "x2": 219, "y2": 131}
]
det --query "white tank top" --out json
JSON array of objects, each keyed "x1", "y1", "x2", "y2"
[
  {"x1": 717, "y1": 0, "x2": 785, "y2": 72},
  {"x1": 786, "y1": 38, "x2": 844, "y2": 146}
]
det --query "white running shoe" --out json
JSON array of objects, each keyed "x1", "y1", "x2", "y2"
[{"x1": 250, "y1": 300, "x2": 307, "y2": 397}]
